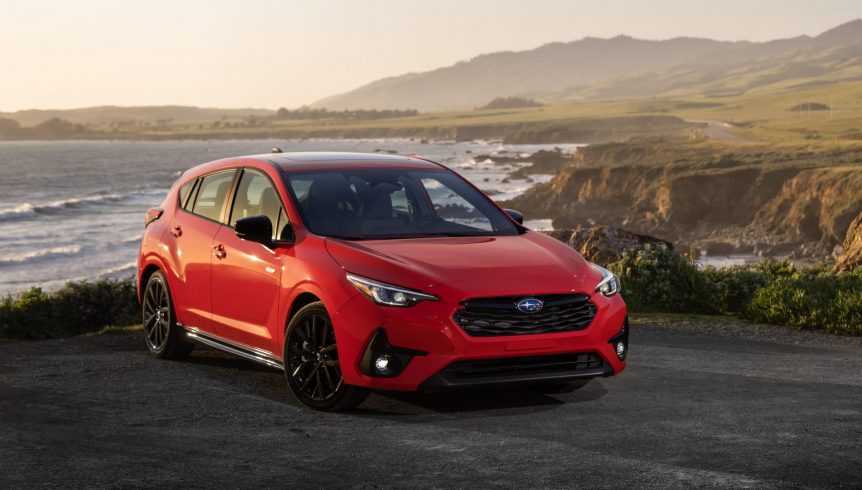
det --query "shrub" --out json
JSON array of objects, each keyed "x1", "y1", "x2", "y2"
[
  {"x1": 744, "y1": 267, "x2": 862, "y2": 335},
  {"x1": 608, "y1": 247, "x2": 861, "y2": 335},
  {"x1": 703, "y1": 265, "x2": 769, "y2": 314},
  {"x1": 0, "y1": 278, "x2": 138, "y2": 340},
  {"x1": 608, "y1": 245, "x2": 717, "y2": 314}
]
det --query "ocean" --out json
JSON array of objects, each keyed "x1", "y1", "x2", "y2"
[{"x1": 0, "y1": 139, "x2": 581, "y2": 295}]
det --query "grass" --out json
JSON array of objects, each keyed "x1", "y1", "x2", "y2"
[{"x1": 5, "y1": 79, "x2": 859, "y2": 145}]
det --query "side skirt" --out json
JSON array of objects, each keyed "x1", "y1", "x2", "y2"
[{"x1": 182, "y1": 325, "x2": 284, "y2": 371}]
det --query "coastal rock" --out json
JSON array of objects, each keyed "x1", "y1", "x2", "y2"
[
  {"x1": 505, "y1": 140, "x2": 862, "y2": 261},
  {"x1": 541, "y1": 226, "x2": 673, "y2": 265},
  {"x1": 834, "y1": 213, "x2": 862, "y2": 272}
]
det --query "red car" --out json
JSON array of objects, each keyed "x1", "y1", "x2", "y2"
[{"x1": 138, "y1": 152, "x2": 628, "y2": 410}]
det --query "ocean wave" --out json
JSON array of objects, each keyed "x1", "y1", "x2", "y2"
[
  {"x1": 0, "y1": 189, "x2": 167, "y2": 222},
  {"x1": 0, "y1": 245, "x2": 83, "y2": 266},
  {"x1": 96, "y1": 261, "x2": 138, "y2": 278}
]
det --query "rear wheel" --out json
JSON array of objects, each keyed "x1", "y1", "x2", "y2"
[
  {"x1": 284, "y1": 302, "x2": 368, "y2": 411},
  {"x1": 142, "y1": 271, "x2": 194, "y2": 359}
]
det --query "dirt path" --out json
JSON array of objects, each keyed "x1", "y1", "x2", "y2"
[
  {"x1": 689, "y1": 119, "x2": 753, "y2": 142},
  {"x1": 1, "y1": 319, "x2": 861, "y2": 488}
]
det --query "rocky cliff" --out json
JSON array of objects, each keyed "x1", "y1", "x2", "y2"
[
  {"x1": 541, "y1": 227, "x2": 673, "y2": 265},
  {"x1": 506, "y1": 140, "x2": 862, "y2": 260},
  {"x1": 835, "y1": 213, "x2": 862, "y2": 271}
]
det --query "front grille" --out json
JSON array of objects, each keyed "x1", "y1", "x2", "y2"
[
  {"x1": 441, "y1": 352, "x2": 603, "y2": 380},
  {"x1": 453, "y1": 293, "x2": 597, "y2": 336}
]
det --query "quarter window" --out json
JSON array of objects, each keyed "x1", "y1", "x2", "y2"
[
  {"x1": 177, "y1": 178, "x2": 196, "y2": 209},
  {"x1": 190, "y1": 171, "x2": 235, "y2": 222}
]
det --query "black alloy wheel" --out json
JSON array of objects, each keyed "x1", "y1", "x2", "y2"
[
  {"x1": 142, "y1": 271, "x2": 193, "y2": 359},
  {"x1": 284, "y1": 302, "x2": 368, "y2": 410}
]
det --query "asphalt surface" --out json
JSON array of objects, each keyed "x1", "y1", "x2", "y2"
[{"x1": 2, "y1": 319, "x2": 861, "y2": 489}]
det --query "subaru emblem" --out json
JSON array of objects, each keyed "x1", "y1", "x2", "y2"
[{"x1": 516, "y1": 298, "x2": 544, "y2": 313}]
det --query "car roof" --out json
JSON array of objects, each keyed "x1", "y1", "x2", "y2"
[{"x1": 250, "y1": 151, "x2": 443, "y2": 172}]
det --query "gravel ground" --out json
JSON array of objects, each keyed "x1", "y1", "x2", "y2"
[{"x1": 1, "y1": 318, "x2": 861, "y2": 489}]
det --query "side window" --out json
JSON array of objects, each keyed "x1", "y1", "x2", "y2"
[
  {"x1": 177, "y1": 178, "x2": 196, "y2": 209},
  {"x1": 229, "y1": 169, "x2": 290, "y2": 240},
  {"x1": 391, "y1": 186, "x2": 409, "y2": 214},
  {"x1": 190, "y1": 171, "x2": 235, "y2": 222}
]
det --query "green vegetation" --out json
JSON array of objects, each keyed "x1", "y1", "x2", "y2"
[
  {"x1": 2, "y1": 247, "x2": 859, "y2": 341},
  {"x1": 609, "y1": 245, "x2": 862, "y2": 335},
  {"x1": 274, "y1": 106, "x2": 418, "y2": 121},
  {"x1": 0, "y1": 278, "x2": 138, "y2": 340},
  {"x1": 1, "y1": 77, "x2": 860, "y2": 144},
  {"x1": 0, "y1": 117, "x2": 93, "y2": 139},
  {"x1": 478, "y1": 97, "x2": 542, "y2": 110}
]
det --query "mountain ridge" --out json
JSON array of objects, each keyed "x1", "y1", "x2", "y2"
[{"x1": 312, "y1": 19, "x2": 862, "y2": 111}]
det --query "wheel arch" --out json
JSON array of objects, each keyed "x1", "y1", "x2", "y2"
[
  {"x1": 279, "y1": 281, "x2": 343, "y2": 356},
  {"x1": 287, "y1": 292, "x2": 322, "y2": 325},
  {"x1": 138, "y1": 262, "x2": 163, "y2": 304}
]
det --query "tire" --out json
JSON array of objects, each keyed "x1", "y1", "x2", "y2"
[
  {"x1": 531, "y1": 378, "x2": 591, "y2": 394},
  {"x1": 284, "y1": 302, "x2": 369, "y2": 411},
  {"x1": 142, "y1": 271, "x2": 194, "y2": 360}
]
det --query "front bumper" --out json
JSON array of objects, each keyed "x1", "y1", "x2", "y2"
[{"x1": 331, "y1": 288, "x2": 628, "y2": 392}]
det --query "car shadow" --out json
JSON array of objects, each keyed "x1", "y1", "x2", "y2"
[
  {"x1": 181, "y1": 346, "x2": 608, "y2": 416},
  {"x1": 184, "y1": 349, "x2": 280, "y2": 374},
  {"x1": 357, "y1": 382, "x2": 608, "y2": 418}
]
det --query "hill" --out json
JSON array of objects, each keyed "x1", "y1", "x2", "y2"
[
  {"x1": 313, "y1": 36, "x2": 736, "y2": 111},
  {"x1": 551, "y1": 21, "x2": 862, "y2": 101},
  {"x1": 0, "y1": 105, "x2": 274, "y2": 127},
  {"x1": 313, "y1": 20, "x2": 862, "y2": 111}
]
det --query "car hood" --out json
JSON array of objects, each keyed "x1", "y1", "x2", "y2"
[{"x1": 324, "y1": 232, "x2": 597, "y2": 298}]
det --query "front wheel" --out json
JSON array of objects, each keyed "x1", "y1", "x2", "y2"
[
  {"x1": 142, "y1": 271, "x2": 194, "y2": 359},
  {"x1": 284, "y1": 302, "x2": 368, "y2": 411}
]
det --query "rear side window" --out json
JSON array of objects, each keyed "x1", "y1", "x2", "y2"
[
  {"x1": 190, "y1": 171, "x2": 235, "y2": 222},
  {"x1": 229, "y1": 169, "x2": 291, "y2": 240},
  {"x1": 177, "y1": 179, "x2": 196, "y2": 209}
]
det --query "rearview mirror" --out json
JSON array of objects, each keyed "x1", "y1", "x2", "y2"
[
  {"x1": 504, "y1": 208, "x2": 524, "y2": 225},
  {"x1": 235, "y1": 215, "x2": 273, "y2": 247}
]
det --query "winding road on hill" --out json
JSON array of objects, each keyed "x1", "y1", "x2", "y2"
[{"x1": 2, "y1": 319, "x2": 860, "y2": 488}]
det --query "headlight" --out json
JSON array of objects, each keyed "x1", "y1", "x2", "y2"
[
  {"x1": 590, "y1": 263, "x2": 620, "y2": 297},
  {"x1": 346, "y1": 273, "x2": 438, "y2": 307}
]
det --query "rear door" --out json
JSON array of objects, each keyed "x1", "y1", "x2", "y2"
[
  {"x1": 164, "y1": 169, "x2": 236, "y2": 333},
  {"x1": 210, "y1": 168, "x2": 290, "y2": 352}
]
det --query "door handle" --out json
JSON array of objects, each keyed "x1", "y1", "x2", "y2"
[
  {"x1": 213, "y1": 244, "x2": 226, "y2": 259},
  {"x1": 171, "y1": 225, "x2": 183, "y2": 238}
]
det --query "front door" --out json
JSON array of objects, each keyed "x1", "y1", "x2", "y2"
[{"x1": 210, "y1": 168, "x2": 291, "y2": 353}]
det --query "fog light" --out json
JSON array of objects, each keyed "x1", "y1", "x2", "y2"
[
  {"x1": 374, "y1": 355, "x2": 392, "y2": 374},
  {"x1": 615, "y1": 341, "x2": 626, "y2": 360}
]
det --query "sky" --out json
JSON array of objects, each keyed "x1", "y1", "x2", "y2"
[{"x1": 1, "y1": 0, "x2": 861, "y2": 111}]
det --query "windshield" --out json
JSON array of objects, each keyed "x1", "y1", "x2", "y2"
[{"x1": 284, "y1": 168, "x2": 520, "y2": 240}]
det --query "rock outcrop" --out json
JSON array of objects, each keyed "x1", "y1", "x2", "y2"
[
  {"x1": 506, "y1": 140, "x2": 862, "y2": 260},
  {"x1": 541, "y1": 227, "x2": 673, "y2": 265},
  {"x1": 834, "y1": 214, "x2": 862, "y2": 272}
]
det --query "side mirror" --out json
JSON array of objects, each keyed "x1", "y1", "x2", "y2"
[
  {"x1": 235, "y1": 215, "x2": 273, "y2": 247},
  {"x1": 504, "y1": 208, "x2": 524, "y2": 225},
  {"x1": 279, "y1": 223, "x2": 296, "y2": 243}
]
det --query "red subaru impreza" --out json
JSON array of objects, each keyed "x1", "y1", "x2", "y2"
[{"x1": 138, "y1": 152, "x2": 628, "y2": 410}]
